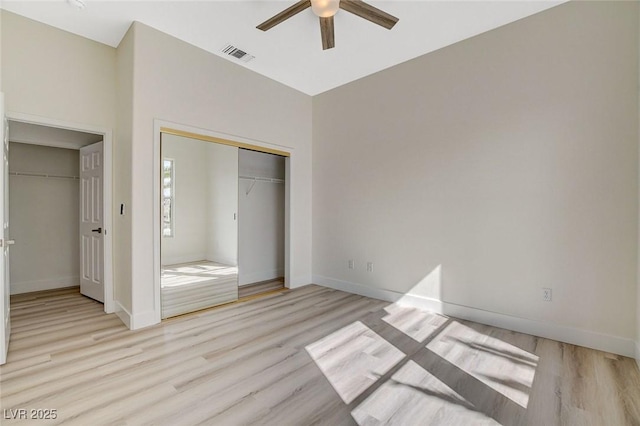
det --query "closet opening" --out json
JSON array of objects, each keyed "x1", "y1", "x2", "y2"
[
  {"x1": 238, "y1": 149, "x2": 285, "y2": 298},
  {"x1": 6, "y1": 120, "x2": 110, "y2": 304},
  {"x1": 158, "y1": 128, "x2": 289, "y2": 319}
]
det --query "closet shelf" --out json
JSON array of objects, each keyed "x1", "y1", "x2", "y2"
[
  {"x1": 239, "y1": 175, "x2": 284, "y2": 184},
  {"x1": 239, "y1": 175, "x2": 285, "y2": 195},
  {"x1": 9, "y1": 171, "x2": 79, "y2": 180}
]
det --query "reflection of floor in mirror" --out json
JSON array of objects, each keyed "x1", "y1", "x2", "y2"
[
  {"x1": 162, "y1": 261, "x2": 238, "y2": 288},
  {"x1": 5, "y1": 285, "x2": 639, "y2": 425},
  {"x1": 161, "y1": 260, "x2": 238, "y2": 318}
]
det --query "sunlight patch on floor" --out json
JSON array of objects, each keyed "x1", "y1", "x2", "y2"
[
  {"x1": 305, "y1": 321, "x2": 405, "y2": 404},
  {"x1": 382, "y1": 304, "x2": 448, "y2": 342},
  {"x1": 161, "y1": 261, "x2": 238, "y2": 288},
  {"x1": 427, "y1": 321, "x2": 539, "y2": 408},
  {"x1": 352, "y1": 360, "x2": 499, "y2": 425}
]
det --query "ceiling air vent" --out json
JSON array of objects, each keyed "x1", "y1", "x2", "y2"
[{"x1": 221, "y1": 45, "x2": 255, "y2": 63}]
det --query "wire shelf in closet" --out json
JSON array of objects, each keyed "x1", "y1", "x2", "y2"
[
  {"x1": 9, "y1": 171, "x2": 80, "y2": 180},
  {"x1": 239, "y1": 175, "x2": 284, "y2": 195},
  {"x1": 239, "y1": 175, "x2": 284, "y2": 184}
]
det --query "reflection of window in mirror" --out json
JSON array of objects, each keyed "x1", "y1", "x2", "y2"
[{"x1": 163, "y1": 158, "x2": 175, "y2": 237}]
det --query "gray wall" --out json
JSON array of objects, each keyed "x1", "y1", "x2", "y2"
[
  {"x1": 8, "y1": 143, "x2": 80, "y2": 294},
  {"x1": 238, "y1": 149, "x2": 285, "y2": 285},
  {"x1": 313, "y1": 1, "x2": 639, "y2": 345},
  {"x1": 207, "y1": 142, "x2": 239, "y2": 267},
  {"x1": 114, "y1": 24, "x2": 134, "y2": 313},
  {"x1": 0, "y1": 11, "x2": 116, "y2": 135}
]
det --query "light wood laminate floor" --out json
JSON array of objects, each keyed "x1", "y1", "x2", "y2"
[
  {"x1": 1, "y1": 285, "x2": 639, "y2": 425},
  {"x1": 238, "y1": 278, "x2": 285, "y2": 299}
]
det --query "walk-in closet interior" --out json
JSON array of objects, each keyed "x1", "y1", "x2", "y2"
[
  {"x1": 160, "y1": 132, "x2": 285, "y2": 318},
  {"x1": 7, "y1": 121, "x2": 105, "y2": 299},
  {"x1": 9, "y1": 142, "x2": 81, "y2": 296}
]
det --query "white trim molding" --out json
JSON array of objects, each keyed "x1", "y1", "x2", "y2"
[
  {"x1": 288, "y1": 274, "x2": 312, "y2": 289},
  {"x1": 130, "y1": 310, "x2": 158, "y2": 330},
  {"x1": 313, "y1": 275, "x2": 637, "y2": 358},
  {"x1": 636, "y1": 340, "x2": 640, "y2": 370},
  {"x1": 114, "y1": 303, "x2": 155, "y2": 330},
  {"x1": 114, "y1": 301, "x2": 131, "y2": 329}
]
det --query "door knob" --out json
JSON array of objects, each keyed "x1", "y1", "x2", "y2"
[{"x1": 92, "y1": 228, "x2": 102, "y2": 234}]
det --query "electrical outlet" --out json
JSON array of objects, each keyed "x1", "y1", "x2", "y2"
[
  {"x1": 366, "y1": 262, "x2": 373, "y2": 272},
  {"x1": 542, "y1": 288, "x2": 552, "y2": 302},
  {"x1": 348, "y1": 260, "x2": 354, "y2": 270}
]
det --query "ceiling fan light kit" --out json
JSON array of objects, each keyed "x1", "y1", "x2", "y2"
[
  {"x1": 311, "y1": 0, "x2": 341, "y2": 17},
  {"x1": 257, "y1": 0, "x2": 398, "y2": 51},
  {"x1": 67, "y1": 0, "x2": 86, "y2": 10}
]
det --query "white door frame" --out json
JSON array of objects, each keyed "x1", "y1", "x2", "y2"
[
  {"x1": 1, "y1": 93, "x2": 9, "y2": 365},
  {"x1": 152, "y1": 119, "x2": 292, "y2": 323},
  {"x1": 6, "y1": 112, "x2": 114, "y2": 314}
]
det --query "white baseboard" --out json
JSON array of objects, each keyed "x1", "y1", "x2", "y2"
[
  {"x1": 130, "y1": 310, "x2": 158, "y2": 330},
  {"x1": 239, "y1": 268, "x2": 284, "y2": 286},
  {"x1": 207, "y1": 255, "x2": 237, "y2": 267},
  {"x1": 161, "y1": 254, "x2": 208, "y2": 266},
  {"x1": 313, "y1": 275, "x2": 636, "y2": 358},
  {"x1": 11, "y1": 276, "x2": 79, "y2": 295},
  {"x1": 114, "y1": 301, "x2": 131, "y2": 329},
  {"x1": 635, "y1": 341, "x2": 640, "y2": 370},
  {"x1": 288, "y1": 274, "x2": 312, "y2": 289},
  {"x1": 114, "y1": 301, "x2": 158, "y2": 330}
]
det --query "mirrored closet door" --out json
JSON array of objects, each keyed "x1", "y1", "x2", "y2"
[{"x1": 160, "y1": 133, "x2": 238, "y2": 319}]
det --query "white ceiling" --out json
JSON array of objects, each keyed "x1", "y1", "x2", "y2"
[
  {"x1": 1, "y1": 1, "x2": 565, "y2": 95},
  {"x1": 9, "y1": 121, "x2": 103, "y2": 150}
]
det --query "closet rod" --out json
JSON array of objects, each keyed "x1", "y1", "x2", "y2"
[
  {"x1": 9, "y1": 171, "x2": 80, "y2": 180},
  {"x1": 240, "y1": 175, "x2": 285, "y2": 195},
  {"x1": 239, "y1": 175, "x2": 284, "y2": 184}
]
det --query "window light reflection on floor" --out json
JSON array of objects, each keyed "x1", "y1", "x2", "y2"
[
  {"x1": 305, "y1": 299, "x2": 539, "y2": 424},
  {"x1": 352, "y1": 360, "x2": 498, "y2": 425},
  {"x1": 305, "y1": 321, "x2": 405, "y2": 404},
  {"x1": 382, "y1": 304, "x2": 448, "y2": 342},
  {"x1": 427, "y1": 320, "x2": 539, "y2": 409}
]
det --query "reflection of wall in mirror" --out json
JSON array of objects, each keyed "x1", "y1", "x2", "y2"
[
  {"x1": 160, "y1": 134, "x2": 238, "y2": 267},
  {"x1": 206, "y1": 142, "x2": 238, "y2": 266}
]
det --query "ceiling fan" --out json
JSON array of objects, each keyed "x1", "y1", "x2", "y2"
[{"x1": 257, "y1": 0, "x2": 399, "y2": 50}]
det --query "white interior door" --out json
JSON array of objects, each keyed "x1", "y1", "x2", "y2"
[
  {"x1": 80, "y1": 141, "x2": 104, "y2": 303},
  {"x1": 0, "y1": 94, "x2": 11, "y2": 365}
]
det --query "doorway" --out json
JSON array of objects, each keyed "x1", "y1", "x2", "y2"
[
  {"x1": 4, "y1": 115, "x2": 114, "y2": 311},
  {"x1": 238, "y1": 149, "x2": 286, "y2": 298}
]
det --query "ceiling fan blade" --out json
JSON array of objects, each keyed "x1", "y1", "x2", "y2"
[
  {"x1": 339, "y1": 0, "x2": 399, "y2": 30},
  {"x1": 320, "y1": 16, "x2": 335, "y2": 50},
  {"x1": 257, "y1": 0, "x2": 312, "y2": 31}
]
